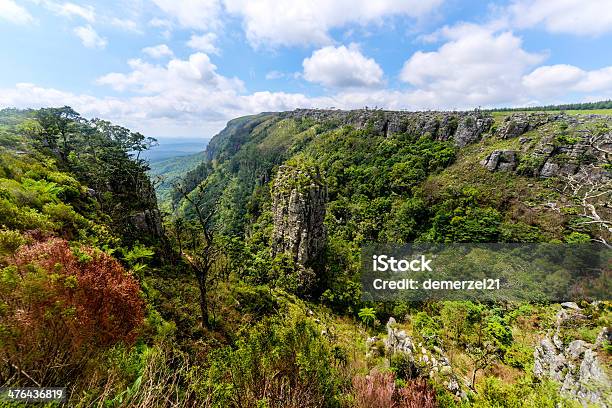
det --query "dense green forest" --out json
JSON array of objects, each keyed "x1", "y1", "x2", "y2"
[
  {"x1": 148, "y1": 150, "x2": 207, "y2": 211},
  {"x1": 0, "y1": 106, "x2": 610, "y2": 407}
]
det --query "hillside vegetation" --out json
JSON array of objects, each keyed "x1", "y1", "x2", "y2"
[{"x1": 0, "y1": 106, "x2": 610, "y2": 407}]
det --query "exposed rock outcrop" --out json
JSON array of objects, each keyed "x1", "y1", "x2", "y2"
[
  {"x1": 454, "y1": 115, "x2": 494, "y2": 147},
  {"x1": 496, "y1": 112, "x2": 558, "y2": 139},
  {"x1": 533, "y1": 303, "x2": 611, "y2": 407},
  {"x1": 271, "y1": 165, "x2": 327, "y2": 268},
  {"x1": 384, "y1": 318, "x2": 466, "y2": 398},
  {"x1": 285, "y1": 109, "x2": 493, "y2": 147},
  {"x1": 481, "y1": 150, "x2": 518, "y2": 172},
  {"x1": 482, "y1": 113, "x2": 611, "y2": 177}
]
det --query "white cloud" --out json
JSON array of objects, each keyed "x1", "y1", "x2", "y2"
[
  {"x1": 142, "y1": 44, "x2": 174, "y2": 59},
  {"x1": 523, "y1": 64, "x2": 612, "y2": 96},
  {"x1": 111, "y1": 17, "x2": 142, "y2": 33},
  {"x1": 303, "y1": 44, "x2": 384, "y2": 88},
  {"x1": 96, "y1": 52, "x2": 243, "y2": 94},
  {"x1": 521, "y1": 64, "x2": 585, "y2": 96},
  {"x1": 508, "y1": 0, "x2": 612, "y2": 36},
  {"x1": 56, "y1": 2, "x2": 95, "y2": 22},
  {"x1": 152, "y1": 0, "x2": 221, "y2": 30},
  {"x1": 0, "y1": 0, "x2": 34, "y2": 24},
  {"x1": 400, "y1": 24, "x2": 546, "y2": 107},
  {"x1": 187, "y1": 33, "x2": 219, "y2": 54},
  {"x1": 576, "y1": 67, "x2": 612, "y2": 92},
  {"x1": 223, "y1": 0, "x2": 444, "y2": 47},
  {"x1": 73, "y1": 24, "x2": 107, "y2": 49}
]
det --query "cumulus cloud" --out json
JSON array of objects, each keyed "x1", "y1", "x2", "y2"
[
  {"x1": 523, "y1": 64, "x2": 612, "y2": 96},
  {"x1": 223, "y1": 0, "x2": 444, "y2": 47},
  {"x1": 56, "y1": 2, "x2": 95, "y2": 22},
  {"x1": 507, "y1": 0, "x2": 612, "y2": 36},
  {"x1": 96, "y1": 53, "x2": 243, "y2": 94},
  {"x1": 0, "y1": 0, "x2": 34, "y2": 24},
  {"x1": 142, "y1": 44, "x2": 174, "y2": 59},
  {"x1": 152, "y1": 0, "x2": 221, "y2": 30},
  {"x1": 303, "y1": 44, "x2": 384, "y2": 88},
  {"x1": 400, "y1": 24, "x2": 546, "y2": 107},
  {"x1": 73, "y1": 24, "x2": 107, "y2": 49},
  {"x1": 187, "y1": 33, "x2": 219, "y2": 54}
]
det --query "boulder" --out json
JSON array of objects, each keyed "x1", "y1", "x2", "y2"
[{"x1": 481, "y1": 150, "x2": 518, "y2": 172}]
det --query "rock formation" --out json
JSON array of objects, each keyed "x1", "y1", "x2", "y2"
[
  {"x1": 284, "y1": 109, "x2": 493, "y2": 146},
  {"x1": 481, "y1": 150, "x2": 518, "y2": 172},
  {"x1": 495, "y1": 112, "x2": 557, "y2": 139},
  {"x1": 533, "y1": 303, "x2": 611, "y2": 407},
  {"x1": 382, "y1": 317, "x2": 466, "y2": 399},
  {"x1": 482, "y1": 112, "x2": 611, "y2": 178},
  {"x1": 271, "y1": 165, "x2": 327, "y2": 268},
  {"x1": 454, "y1": 115, "x2": 494, "y2": 147}
]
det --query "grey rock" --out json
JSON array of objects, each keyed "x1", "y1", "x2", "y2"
[
  {"x1": 561, "y1": 302, "x2": 581, "y2": 311},
  {"x1": 534, "y1": 308, "x2": 611, "y2": 406},
  {"x1": 366, "y1": 337, "x2": 379, "y2": 347},
  {"x1": 481, "y1": 150, "x2": 518, "y2": 172},
  {"x1": 271, "y1": 165, "x2": 327, "y2": 269},
  {"x1": 567, "y1": 340, "x2": 589, "y2": 360},
  {"x1": 454, "y1": 114, "x2": 493, "y2": 147},
  {"x1": 539, "y1": 161, "x2": 560, "y2": 178},
  {"x1": 285, "y1": 109, "x2": 493, "y2": 147},
  {"x1": 384, "y1": 318, "x2": 465, "y2": 398},
  {"x1": 497, "y1": 112, "x2": 558, "y2": 139},
  {"x1": 131, "y1": 209, "x2": 164, "y2": 237},
  {"x1": 595, "y1": 327, "x2": 611, "y2": 348}
]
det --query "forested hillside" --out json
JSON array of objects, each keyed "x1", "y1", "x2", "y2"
[
  {"x1": 0, "y1": 106, "x2": 610, "y2": 407},
  {"x1": 148, "y1": 150, "x2": 207, "y2": 211}
]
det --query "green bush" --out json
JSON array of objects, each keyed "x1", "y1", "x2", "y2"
[{"x1": 192, "y1": 315, "x2": 343, "y2": 407}]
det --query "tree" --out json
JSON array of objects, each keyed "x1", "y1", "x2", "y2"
[
  {"x1": 563, "y1": 166, "x2": 612, "y2": 247},
  {"x1": 173, "y1": 182, "x2": 220, "y2": 328},
  {"x1": 560, "y1": 127, "x2": 611, "y2": 247},
  {"x1": 358, "y1": 307, "x2": 377, "y2": 328},
  {"x1": 34, "y1": 106, "x2": 82, "y2": 160}
]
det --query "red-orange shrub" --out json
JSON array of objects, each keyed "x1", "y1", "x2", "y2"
[
  {"x1": 0, "y1": 238, "x2": 144, "y2": 384},
  {"x1": 352, "y1": 371, "x2": 438, "y2": 408},
  {"x1": 352, "y1": 370, "x2": 396, "y2": 408},
  {"x1": 396, "y1": 378, "x2": 438, "y2": 408}
]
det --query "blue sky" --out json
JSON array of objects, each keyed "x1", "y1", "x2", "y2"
[{"x1": 1, "y1": 0, "x2": 611, "y2": 138}]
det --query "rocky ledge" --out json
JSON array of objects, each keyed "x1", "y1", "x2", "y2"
[
  {"x1": 284, "y1": 108, "x2": 493, "y2": 147},
  {"x1": 534, "y1": 302, "x2": 611, "y2": 407}
]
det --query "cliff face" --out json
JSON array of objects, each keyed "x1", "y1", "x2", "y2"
[
  {"x1": 176, "y1": 107, "x2": 610, "y2": 246},
  {"x1": 284, "y1": 108, "x2": 493, "y2": 146},
  {"x1": 482, "y1": 112, "x2": 611, "y2": 178},
  {"x1": 271, "y1": 165, "x2": 327, "y2": 269}
]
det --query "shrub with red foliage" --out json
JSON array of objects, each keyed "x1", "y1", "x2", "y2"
[
  {"x1": 396, "y1": 378, "x2": 438, "y2": 408},
  {"x1": 352, "y1": 370, "x2": 396, "y2": 408},
  {"x1": 0, "y1": 238, "x2": 144, "y2": 385},
  {"x1": 352, "y1": 370, "x2": 438, "y2": 408}
]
